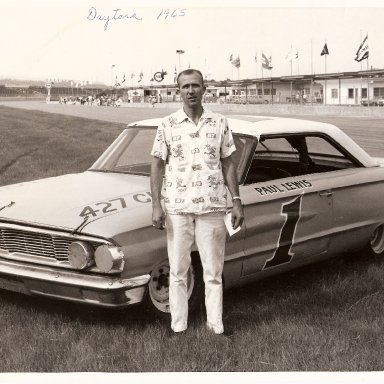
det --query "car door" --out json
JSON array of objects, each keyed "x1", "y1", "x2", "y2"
[
  {"x1": 240, "y1": 134, "x2": 333, "y2": 277},
  {"x1": 222, "y1": 134, "x2": 257, "y2": 282},
  {"x1": 304, "y1": 135, "x2": 384, "y2": 255}
]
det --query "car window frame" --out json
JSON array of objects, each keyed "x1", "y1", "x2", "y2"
[
  {"x1": 243, "y1": 131, "x2": 366, "y2": 185},
  {"x1": 233, "y1": 133, "x2": 258, "y2": 185}
]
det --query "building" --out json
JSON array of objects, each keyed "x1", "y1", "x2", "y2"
[
  {"x1": 2, "y1": 68, "x2": 384, "y2": 106},
  {"x1": 319, "y1": 69, "x2": 384, "y2": 105},
  {"x1": 124, "y1": 68, "x2": 384, "y2": 106}
]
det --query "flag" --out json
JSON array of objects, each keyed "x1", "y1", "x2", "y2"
[
  {"x1": 122, "y1": 74, "x2": 126, "y2": 83},
  {"x1": 321, "y1": 43, "x2": 329, "y2": 56},
  {"x1": 254, "y1": 52, "x2": 257, "y2": 63},
  {"x1": 295, "y1": 51, "x2": 299, "y2": 59},
  {"x1": 355, "y1": 35, "x2": 369, "y2": 62},
  {"x1": 229, "y1": 54, "x2": 233, "y2": 62},
  {"x1": 285, "y1": 49, "x2": 295, "y2": 62},
  {"x1": 262, "y1": 53, "x2": 273, "y2": 69},
  {"x1": 232, "y1": 55, "x2": 240, "y2": 68},
  {"x1": 138, "y1": 72, "x2": 143, "y2": 83}
]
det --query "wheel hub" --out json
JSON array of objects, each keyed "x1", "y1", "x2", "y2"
[
  {"x1": 148, "y1": 260, "x2": 196, "y2": 313},
  {"x1": 150, "y1": 265, "x2": 170, "y2": 302}
]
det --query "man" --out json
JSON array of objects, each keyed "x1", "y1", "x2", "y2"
[{"x1": 150, "y1": 69, "x2": 243, "y2": 335}]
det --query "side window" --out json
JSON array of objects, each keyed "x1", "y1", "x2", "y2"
[
  {"x1": 306, "y1": 136, "x2": 357, "y2": 170},
  {"x1": 244, "y1": 137, "x2": 300, "y2": 184},
  {"x1": 244, "y1": 134, "x2": 358, "y2": 185}
]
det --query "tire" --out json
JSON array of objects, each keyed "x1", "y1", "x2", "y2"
[
  {"x1": 144, "y1": 253, "x2": 204, "y2": 317},
  {"x1": 369, "y1": 225, "x2": 384, "y2": 256}
]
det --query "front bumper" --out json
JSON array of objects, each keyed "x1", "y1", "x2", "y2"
[{"x1": 0, "y1": 257, "x2": 150, "y2": 307}]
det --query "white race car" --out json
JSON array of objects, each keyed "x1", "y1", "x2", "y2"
[{"x1": 0, "y1": 115, "x2": 383, "y2": 315}]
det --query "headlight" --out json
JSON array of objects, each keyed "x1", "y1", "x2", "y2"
[
  {"x1": 95, "y1": 245, "x2": 125, "y2": 273},
  {"x1": 68, "y1": 241, "x2": 95, "y2": 270}
]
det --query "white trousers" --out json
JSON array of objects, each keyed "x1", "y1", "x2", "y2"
[{"x1": 166, "y1": 213, "x2": 227, "y2": 334}]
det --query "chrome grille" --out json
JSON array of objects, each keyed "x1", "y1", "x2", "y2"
[{"x1": 0, "y1": 227, "x2": 101, "y2": 262}]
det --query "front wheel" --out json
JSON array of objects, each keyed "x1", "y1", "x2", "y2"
[
  {"x1": 144, "y1": 255, "x2": 204, "y2": 317},
  {"x1": 369, "y1": 225, "x2": 384, "y2": 256}
]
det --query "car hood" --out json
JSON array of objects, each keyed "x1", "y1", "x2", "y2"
[{"x1": 0, "y1": 171, "x2": 154, "y2": 238}]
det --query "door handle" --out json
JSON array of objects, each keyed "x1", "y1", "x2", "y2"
[{"x1": 319, "y1": 190, "x2": 333, "y2": 197}]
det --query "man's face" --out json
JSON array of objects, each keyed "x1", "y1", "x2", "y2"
[{"x1": 178, "y1": 72, "x2": 206, "y2": 108}]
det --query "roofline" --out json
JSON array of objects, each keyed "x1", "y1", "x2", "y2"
[
  {"x1": 122, "y1": 68, "x2": 384, "y2": 89},
  {"x1": 126, "y1": 116, "x2": 376, "y2": 167}
]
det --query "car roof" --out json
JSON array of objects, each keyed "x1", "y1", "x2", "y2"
[
  {"x1": 127, "y1": 114, "x2": 377, "y2": 167},
  {"x1": 128, "y1": 115, "x2": 338, "y2": 136}
]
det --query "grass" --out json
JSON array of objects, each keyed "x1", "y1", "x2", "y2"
[
  {"x1": 0, "y1": 105, "x2": 383, "y2": 372},
  {"x1": 0, "y1": 106, "x2": 123, "y2": 186}
]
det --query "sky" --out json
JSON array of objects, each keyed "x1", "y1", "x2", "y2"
[{"x1": 2, "y1": 0, "x2": 384, "y2": 86}]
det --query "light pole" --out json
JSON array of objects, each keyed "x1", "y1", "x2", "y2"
[
  {"x1": 176, "y1": 50, "x2": 185, "y2": 73},
  {"x1": 111, "y1": 64, "x2": 115, "y2": 90}
]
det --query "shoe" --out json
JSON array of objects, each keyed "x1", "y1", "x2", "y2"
[
  {"x1": 206, "y1": 327, "x2": 234, "y2": 342},
  {"x1": 215, "y1": 330, "x2": 233, "y2": 340},
  {"x1": 167, "y1": 328, "x2": 187, "y2": 338},
  {"x1": 207, "y1": 324, "x2": 233, "y2": 337}
]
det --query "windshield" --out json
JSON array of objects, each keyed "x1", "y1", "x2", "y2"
[
  {"x1": 90, "y1": 127, "x2": 157, "y2": 175},
  {"x1": 90, "y1": 126, "x2": 257, "y2": 182}
]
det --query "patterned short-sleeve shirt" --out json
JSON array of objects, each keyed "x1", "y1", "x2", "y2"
[{"x1": 151, "y1": 108, "x2": 236, "y2": 215}]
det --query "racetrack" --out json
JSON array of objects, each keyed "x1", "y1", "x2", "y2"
[{"x1": 1, "y1": 100, "x2": 383, "y2": 157}]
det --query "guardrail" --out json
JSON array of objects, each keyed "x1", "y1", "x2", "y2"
[{"x1": 121, "y1": 101, "x2": 384, "y2": 117}]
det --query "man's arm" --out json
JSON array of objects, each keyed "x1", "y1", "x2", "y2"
[
  {"x1": 221, "y1": 155, "x2": 244, "y2": 230},
  {"x1": 150, "y1": 156, "x2": 166, "y2": 230}
]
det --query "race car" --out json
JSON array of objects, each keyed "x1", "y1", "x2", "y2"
[{"x1": 0, "y1": 115, "x2": 383, "y2": 315}]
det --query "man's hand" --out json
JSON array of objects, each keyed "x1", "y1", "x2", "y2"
[
  {"x1": 152, "y1": 205, "x2": 166, "y2": 230},
  {"x1": 150, "y1": 156, "x2": 166, "y2": 230},
  {"x1": 231, "y1": 199, "x2": 244, "y2": 230}
]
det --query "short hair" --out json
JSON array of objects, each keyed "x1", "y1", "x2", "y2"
[{"x1": 176, "y1": 69, "x2": 204, "y2": 87}]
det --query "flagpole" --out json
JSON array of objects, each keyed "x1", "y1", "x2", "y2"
[
  {"x1": 367, "y1": 33, "x2": 370, "y2": 103},
  {"x1": 325, "y1": 50, "x2": 327, "y2": 74},
  {"x1": 255, "y1": 51, "x2": 258, "y2": 103},
  {"x1": 297, "y1": 52, "x2": 300, "y2": 75},
  {"x1": 311, "y1": 39, "x2": 313, "y2": 75},
  {"x1": 367, "y1": 33, "x2": 369, "y2": 70},
  {"x1": 360, "y1": 30, "x2": 363, "y2": 71},
  {"x1": 255, "y1": 52, "x2": 257, "y2": 79},
  {"x1": 261, "y1": 52, "x2": 264, "y2": 103},
  {"x1": 324, "y1": 41, "x2": 327, "y2": 105},
  {"x1": 359, "y1": 30, "x2": 363, "y2": 104}
]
